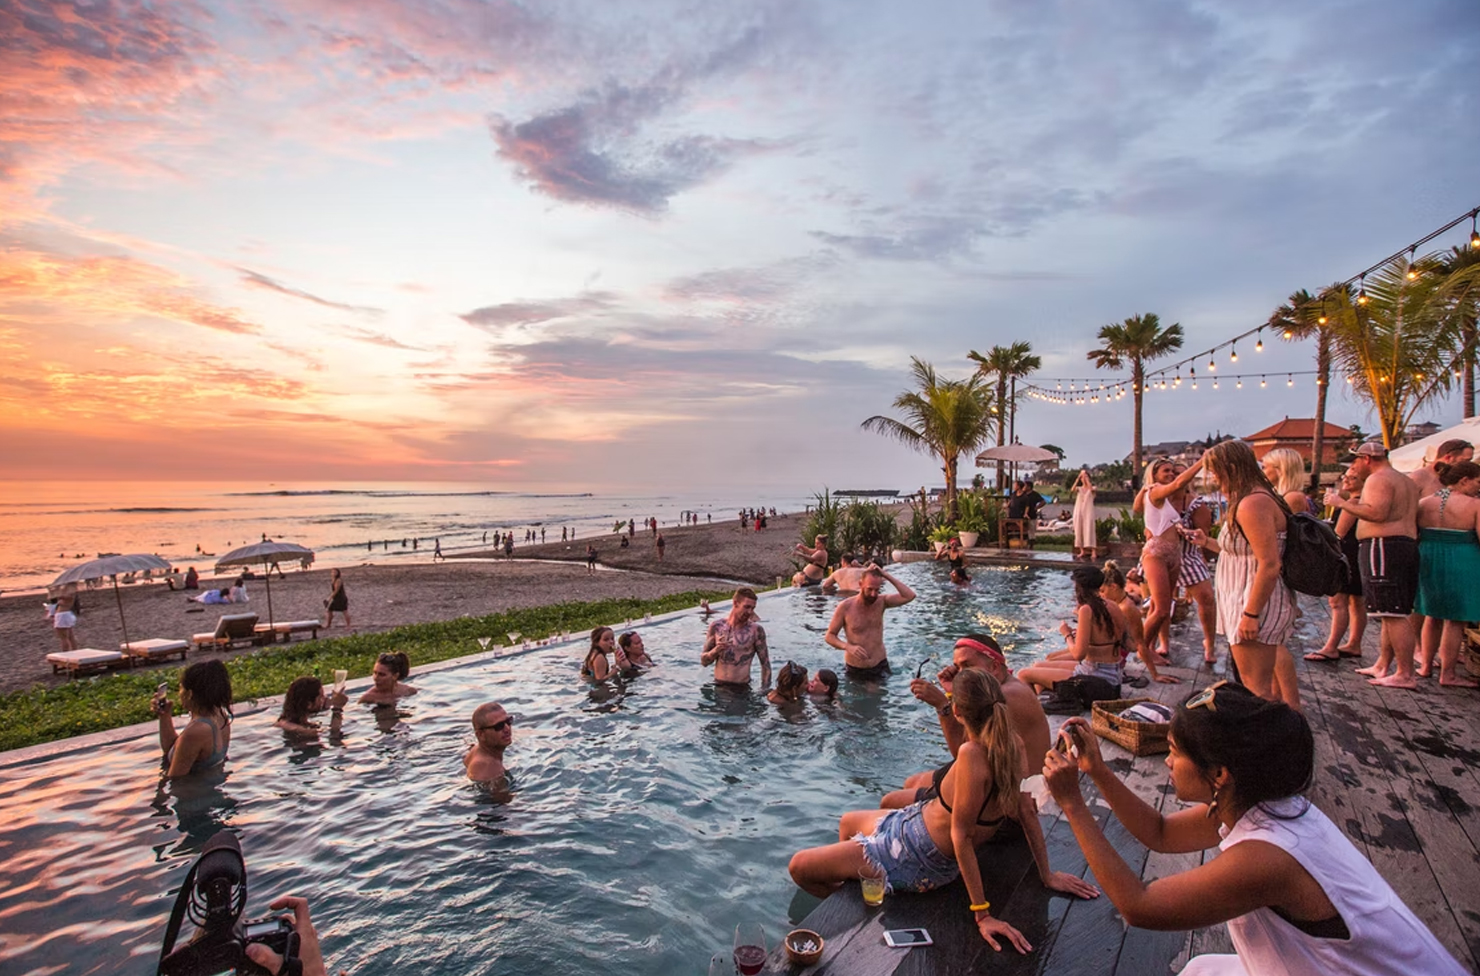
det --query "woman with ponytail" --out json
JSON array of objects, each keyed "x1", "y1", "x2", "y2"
[
  {"x1": 789, "y1": 669, "x2": 1098, "y2": 953},
  {"x1": 1043, "y1": 682, "x2": 1465, "y2": 975}
]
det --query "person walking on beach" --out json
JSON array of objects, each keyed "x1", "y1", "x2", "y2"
[
  {"x1": 433, "y1": 539, "x2": 442, "y2": 561},
  {"x1": 585, "y1": 544, "x2": 598, "y2": 575},
  {"x1": 503, "y1": 534, "x2": 514, "y2": 559},
  {"x1": 700, "y1": 588, "x2": 771, "y2": 688},
  {"x1": 324, "y1": 568, "x2": 351, "y2": 629},
  {"x1": 49, "y1": 590, "x2": 79, "y2": 652},
  {"x1": 1070, "y1": 468, "x2": 1097, "y2": 559},
  {"x1": 825, "y1": 564, "x2": 917, "y2": 679},
  {"x1": 655, "y1": 532, "x2": 666, "y2": 561},
  {"x1": 464, "y1": 702, "x2": 513, "y2": 784},
  {"x1": 1324, "y1": 443, "x2": 1422, "y2": 688}
]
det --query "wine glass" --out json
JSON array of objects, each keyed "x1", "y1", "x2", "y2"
[
  {"x1": 332, "y1": 669, "x2": 348, "y2": 694},
  {"x1": 733, "y1": 922, "x2": 766, "y2": 975},
  {"x1": 477, "y1": 637, "x2": 492, "y2": 653}
]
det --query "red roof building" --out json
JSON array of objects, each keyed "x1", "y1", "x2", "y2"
[{"x1": 1245, "y1": 418, "x2": 1352, "y2": 465}]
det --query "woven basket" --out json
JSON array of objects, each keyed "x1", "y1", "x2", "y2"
[
  {"x1": 1464, "y1": 628, "x2": 1480, "y2": 678},
  {"x1": 1092, "y1": 698, "x2": 1171, "y2": 756}
]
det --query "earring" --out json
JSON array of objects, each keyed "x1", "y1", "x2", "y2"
[{"x1": 1205, "y1": 782, "x2": 1221, "y2": 819}]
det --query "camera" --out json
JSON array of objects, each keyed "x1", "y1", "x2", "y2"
[{"x1": 156, "y1": 831, "x2": 302, "y2": 976}]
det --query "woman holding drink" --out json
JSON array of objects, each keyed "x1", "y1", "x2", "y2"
[
  {"x1": 787, "y1": 669, "x2": 1098, "y2": 953},
  {"x1": 152, "y1": 660, "x2": 233, "y2": 779},
  {"x1": 275, "y1": 676, "x2": 349, "y2": 736}
]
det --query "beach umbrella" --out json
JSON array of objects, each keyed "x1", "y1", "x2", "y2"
[
  {"x1": 213, "y1": 542, "x2": 314, "y2": 628},
  {"x1": 974, "y1": 444, "x2": 1059, "y2": 465},
  {"x1": 51, "y1": 553, "x2": 173, "y2": 650}
]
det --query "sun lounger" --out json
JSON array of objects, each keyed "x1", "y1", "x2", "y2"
[
  {"x1": 120, "y1": 638, "x2": 190, "y2": 665},
  {"x1": 253, "y1": 620, "x2": 321, "y2": 644},
  {"x1": 47, "y1": 648, "x2": 129, "y2": 676},
  {"x1": 190, "y1": 613, "x2": 261, "y2": 651}
]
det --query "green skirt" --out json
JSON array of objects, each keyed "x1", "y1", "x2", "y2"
[{"x1": 1415, "y1": 528, "x2": 1480, "y2": 622}]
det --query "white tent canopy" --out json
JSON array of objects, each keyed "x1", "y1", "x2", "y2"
[{"x1": 1389, "y1": 416, "x2": 1480, "y2": 473}]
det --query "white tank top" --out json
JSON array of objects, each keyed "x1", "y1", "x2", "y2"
[
  {"x1": 1218, "y1": 799, "x2": 1467, "y2": 975},
  {"x1": 1144, "y1": 493, "x2": 1181, "y2": 537}
]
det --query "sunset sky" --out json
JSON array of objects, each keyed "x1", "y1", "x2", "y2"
[{"x1": 3, "y1": 0, "x2": 1477, "y2": 489}]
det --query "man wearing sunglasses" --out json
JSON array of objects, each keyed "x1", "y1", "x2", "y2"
[{"x1": 464, "y1": 702, "x2": 514, "y2": 784}]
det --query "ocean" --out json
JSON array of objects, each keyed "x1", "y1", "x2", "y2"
[{"x1": 0, "y1": 481, "x2": 824, "y2": 593}]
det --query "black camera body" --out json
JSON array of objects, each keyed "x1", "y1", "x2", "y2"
[{"x1": 157, "y1": 832, "x2": 301, "y2": 976}]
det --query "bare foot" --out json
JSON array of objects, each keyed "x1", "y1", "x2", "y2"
[
  {"x1": 1354, "y1": 665, "x2": 1386, "y2": 677},
  {"x1": 1439, "y1": 675, "x2": 1480, "y2": 688},
  {"x1": 1369, "y1": 673, "x2": 1418, "y2": 689},
  {"x1": 1416, "y1": 666, "x2": 1432, "y2": 678}
]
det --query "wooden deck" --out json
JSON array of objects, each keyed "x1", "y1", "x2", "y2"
[{"x1": 772, "y1": 598, "x2": 1480, "y2": 975}]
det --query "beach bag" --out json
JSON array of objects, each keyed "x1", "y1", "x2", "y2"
[
  {"x1": 1039, "y1": 674, "x2": 1121, "y2": 715},
  {"x1": 1281, "y1": 512, "x2": 1348, "y2": 597}
]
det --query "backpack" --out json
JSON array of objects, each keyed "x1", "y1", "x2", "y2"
[
  {"x1": 1038, "y1": 674, "x2": 1121, "y2": 715},
  {"x1": 1281, "y1": 511, "x2": 1349, "y2": 597}
]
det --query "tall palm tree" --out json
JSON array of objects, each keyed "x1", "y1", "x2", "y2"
[
  {"x1": 862, "y1": 357, "x2": 996, "y2": 523},
  {"x1": 968, "y1": 342, "x2": 1042, "y2": 489},
  {"x1": 1327, "y1": 256, "x2": 1455, "y2": 447},
  {"x1": 1435, "y1": 244, "x2": 1480, "y2": 418},
  {"x1": 1086, "y1": 313, "x2": 1184, "y2": 487},
  {"x1": 1267, "y1": 287, "x2": 1341, "y2": 488}
]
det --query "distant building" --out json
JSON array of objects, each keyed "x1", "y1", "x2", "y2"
[
  {"x1": 1245, "y1": 418, "x2": 1352, "y2": 465},
  {"x1": 1404, "y1": 421, "x2": 1442, "y2": 444}
]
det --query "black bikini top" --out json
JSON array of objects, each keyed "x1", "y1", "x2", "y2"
[{"x1": 931, "y1": 761, "x2": 1006, "y2": 828}]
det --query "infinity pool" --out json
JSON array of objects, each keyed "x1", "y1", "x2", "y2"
[{"x1": 0, "y1": 562, "x2": 1073, "y2": 976}]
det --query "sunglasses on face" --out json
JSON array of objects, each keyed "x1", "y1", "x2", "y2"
[
  {"x1": 479, "y1": 718, "x2": 513, "y2": 733},
  {"x1": 1185, "y1": 680, "x2": 1230, "y2": 712}
]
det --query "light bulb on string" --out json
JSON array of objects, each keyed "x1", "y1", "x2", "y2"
[
  {"x1": 1317, "y1": 302, "x2": 1327, "y2": 326},
  {"x1": 1471, "y1": 212, "x2": 1480, "y2": 249},
  {"x1": 1261, "y1": 375, "x2": 1267, "y2": 388},
  {"x1": 1207, "y1": 355, "x2": 1216, "y2": 372},
  {"x1": 1255, "y1": 331, "x2": 1264, "y2": 352},
  {"x1": 1191, "y1": 377, "x2": 1198, "y2": 390},
  {"x1": 1406, "y1": 248, "x2": 1419, "y2": 280},
  {"x1": 1236, "y1": 377, "x2": 1243, "y2": 389},
  {"x1": 1230, "y1": 344, "x2": 1238, "y2": 363},
  {"x1": 1287, "y1": 374, "x2": 1294, "y2": 387},
  {"x1": 1357, "y1": 275, "x2": 1368, "y2": 305},
  {"x1": 1282, "y1": 328, "x2": 1292, "y2": 340},
  {"x1": 1212, "y1": 378, "x2": 1219, "y2": 389}
]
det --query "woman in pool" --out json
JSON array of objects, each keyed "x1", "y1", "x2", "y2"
[
  {"x1": 1042, "y1": 682, "x2": 1467, "y2": 976},
  {"x1": 581, "y1": 626, "x2": 616, "y2": 681},
  {"x1": 768, "y1": 661, "x2": 808, "y2": 704},
  {"x1": 276, "y1": 676, "x2": 348, "y2": 735},
  {"x1": 359, "y1": 652, "x2": 417, "y2": 705},
  {"x1": 789, "y1": 669, "x2": 1094, "y2": 953},
  {"x1": 616, "y1": 631, "x2": 654, "y2": 670},
  {"x1": 1017, "y1": 565, "x2": 1135, "y2": 692},
  {"x1": 151, "y1": 660, "x2": 233, "y2": 778},
  {"x1": 807, "y1": 668, "x2": 839, "y2": 699}
]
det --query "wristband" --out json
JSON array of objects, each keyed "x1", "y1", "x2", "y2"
[{"x1": 969, "y1": 901, "x2": 991, "y2": 913}]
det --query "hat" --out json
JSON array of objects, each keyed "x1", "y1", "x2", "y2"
[{"x1": 1348, "y1": 442, "x2": 1388, "y2": 460}]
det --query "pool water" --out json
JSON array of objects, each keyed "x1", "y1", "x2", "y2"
[{"x1": 0, "y1": 562, "x2": 1074, "y2": 975}]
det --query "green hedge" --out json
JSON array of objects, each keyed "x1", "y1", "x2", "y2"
[{"x1": 0, "y1": 590, "x2": 728, "y2": 754}]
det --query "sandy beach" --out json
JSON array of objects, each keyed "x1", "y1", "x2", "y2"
[{"x1": 3, "y1": 512, "x2": 816, "y2": 695}]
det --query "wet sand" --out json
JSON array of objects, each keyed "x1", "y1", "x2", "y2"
[{"x1": 3, "y1": 512, "x2": 820, "y2": 695}]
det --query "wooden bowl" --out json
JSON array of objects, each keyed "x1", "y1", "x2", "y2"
[{"x1": 785, "y1": 929, "x2": 825, "y2": 966}]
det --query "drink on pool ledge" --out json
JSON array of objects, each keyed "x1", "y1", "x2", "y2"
[
  {"x1": 733, "y1": 922, "x2": 766, "y2": 975},
  {"x1": 860, "y1": 866, "x2": 886, "y2": 907}
]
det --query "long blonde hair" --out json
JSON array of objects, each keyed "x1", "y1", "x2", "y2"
[
  {"x1": 1262, "y1": 448, "x2": 1307, "y2": 496},
  {"x1": 952, "y1": 668, "x2": 1023, "y2": 818},
  {"x1": 1205, "y1": 440, "x2": 1290, "y2": 537}
]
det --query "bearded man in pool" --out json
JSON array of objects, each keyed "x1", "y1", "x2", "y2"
[
  {"x1": 464, "y1": 702, "x2": 513, "y2": 784},
  {"x1": 824, "y1": 565, "x2": 916, "y2": 679}
]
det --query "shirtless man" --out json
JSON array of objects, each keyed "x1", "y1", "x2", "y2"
[
  {"x1": 820, "y1": 553, "x2": 865, "y2": 593},
  {"x1": 824, "y1": 564, "x2": 916, "y2": 678},
  {"x1": 1409, "y1": 438, "x2": 1474, "y2": 497},
  {"x1": 700, "y1": 587, "x2": 771, "y2": 688},
  {"x1": 1325, "y1": 442, "x2": 1422, "y2": 688},
  {"x1": 792, "y1": 535, "x2": 828, "y2": 587},
  {"x1": 463, "y1": 702, "x2": 513, "y2": 783}
]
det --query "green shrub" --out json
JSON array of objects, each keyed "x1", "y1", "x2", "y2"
[{"x1": 837, "y1": 499, "x2": 898, "y2": 563}]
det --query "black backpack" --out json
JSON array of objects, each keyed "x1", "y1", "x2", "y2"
[
  {"x1": 1039, "y1": 674, "x2": 1121, "y2": 715},
  {"x1": 1280, "y1": 512, "x2": 1349, "y2": 596}
]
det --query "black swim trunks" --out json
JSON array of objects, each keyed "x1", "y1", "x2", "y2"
[
  {"x1": 845, "y1": 660, "x2": 892, "y2": 680},
  {"x1": 1358, "y1": 536, "x2": 1419, "y2": 617},
  {"x1": 798, "y1": 574, "x2": 823, "y2": 588}
]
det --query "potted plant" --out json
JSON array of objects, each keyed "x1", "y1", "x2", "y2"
[
  {"x1": 955, "y1": 493, "x2": 987, "y2": 548},
  {"x1": 929, "y1": 525, "x2": 956, "y2": 554}
]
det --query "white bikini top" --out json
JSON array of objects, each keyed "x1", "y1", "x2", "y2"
[{"x1": 1145, "y1": 493, "x2": 1181, "y2": 537}]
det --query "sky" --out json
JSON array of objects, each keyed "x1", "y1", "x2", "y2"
[{"x1": 2, "y1": 0, "x2": 1477, "y2": 490}]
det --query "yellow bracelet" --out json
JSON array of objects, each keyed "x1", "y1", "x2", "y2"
[{"x1": 969, "y1": 901, "x2": 990, "y2": 913}]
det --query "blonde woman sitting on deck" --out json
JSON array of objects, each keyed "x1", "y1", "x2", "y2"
[
  {"x1": 788, "y1": 669, "x2": 1099, "y2": 953},
  {"x1": 1042, "y1": 681, "x2": 1467, "y2": 976}
]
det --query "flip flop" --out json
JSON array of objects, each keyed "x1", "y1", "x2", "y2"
[{"x1": 1303, "y1": 652, "x2": 1341, "y2": 663}]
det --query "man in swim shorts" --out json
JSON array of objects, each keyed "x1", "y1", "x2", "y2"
[
  {"x1": 463, "y1": 702, "x2": 513, "y2": 783},
  {"x1": 1325, "y1": 442, "x2": 1421, "y2": 688},
  {"x1": 825, "y1": 565, "x2": 916, "y2": 678},
  {"x1": 792, "y1": 535, "x2": 829, "y2": 586},
  {"x1": 700, "y1": 587, "x2": 771, "y2": 688}
]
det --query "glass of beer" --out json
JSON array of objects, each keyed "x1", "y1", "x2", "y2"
[
  {"x1": 333, "y1": 669, "x2": 348, "y2": 694},
  {"x1": 860, "y1": 864, "x2": 887, "y2": 907}
]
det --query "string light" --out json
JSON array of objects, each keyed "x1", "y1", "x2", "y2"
[
  {"x1": 1317, "y1": 301, "x2": 1327, "y2": 326},
  {"x1": 1255, "y1": 332, "x2": 1264, "y2": 352},
  {"x1": 1236, "y1": 377, "x2": 1243, "y2": 389},
  {"x1": 1261, "y1": 376, "x2": 1267, "y2": 388},
  {"x1": 1207, "y1": 355, "x2": 1216, "y2": 372},
  {"x1": 1212, "y1": 378, "x2": 1219, "y2": 389},
  {"x1": 1357, "y1": 274, "x2": 1368, "y2": 305},
  {"x1": 1406, "y1": 248, "x2": 1420, "y2": 280},
  {"x1": 1230, "y1": 344, "x2": 1238, "y2": 363},
  {"x1": 1287, "y1": 374, "x2": 1294, "y2": 387},
  {"x1": 1471, "y1": 212, "x2": 1480, "y2": 249},
  {"x1": 1283, "y1": 327, "x2": 1293, "y2": 340}
]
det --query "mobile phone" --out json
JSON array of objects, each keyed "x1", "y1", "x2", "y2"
[
  {"x1": 156, "y1": 682, "x2": 169, "y2": 696},
  {"x1": 1055, "y1": 727, "x2": 1079, "y2": 757},
  {"x1": 883, "y1": 928, "x2": 932, "y2": 948}
]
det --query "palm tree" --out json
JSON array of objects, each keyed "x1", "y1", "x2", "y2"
[
  {"x1": 862, "y1": 357, "x2": 996, "y2": 523},
  {"x1": 968, "y1": 342, "x2": 1042, "y2": 489},
  {"x1": 1267, "y1": 287, "x2": 1341, "y2": 489},
  {"x1": 1435, "y1": 244, "x2": 1480, "y2": 418},
  {"x1": 1086, "y1": 313, "x2": 1184, "y2": 487},
  {"x1": 1327, "y1": 256, "x2": 1456, "y2": 447}
]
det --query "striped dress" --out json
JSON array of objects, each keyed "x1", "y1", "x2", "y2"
[
  {"x1": 1214, "y1": 522, "x2": 1297, "y2": 646},
  {"x1": 1177, "y1": 496, "x2": 1212, "y2": 587}
]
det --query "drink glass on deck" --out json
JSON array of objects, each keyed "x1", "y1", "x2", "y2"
[
  {"x1": 860, "y1": 864, "x2": 886, "y2": 907},
  {"x1": 733, "y1": 922, "x2": 766, "y2": 975}
]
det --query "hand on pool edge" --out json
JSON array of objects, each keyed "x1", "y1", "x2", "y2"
[{"x1": 244, "y1": 895, "x2": 328, "y2": 976}]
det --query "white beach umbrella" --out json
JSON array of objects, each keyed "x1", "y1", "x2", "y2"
[
  {"x1": 1388, "y1": 416, "x2": 1480, "y2": 473},
  {"x1": 51, "y1": 553, "x2": 173, "y2": 650},
  {"x1": 975, "y1": 444, "x2": 1059, "y2": 465},
  {"x1": 214, "y1": 542, "x2": 314, "y2": 628}
]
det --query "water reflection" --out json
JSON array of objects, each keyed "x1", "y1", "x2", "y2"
[{"x1": 149, "y1": 773, "x2": 238, "y2": 859}]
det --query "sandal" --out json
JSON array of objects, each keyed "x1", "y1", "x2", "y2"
[{"x1": 1303, "y1": 651, "x2": 1341, "y2": 663}]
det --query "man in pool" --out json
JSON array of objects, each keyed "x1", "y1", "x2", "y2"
[
  {"x1": 824, "y1": 564, "x2": 916, "y2": 678},
  {"x1": 700, "y1": 587, "x2": 772, "y2": 688},
  {"x1": 464, "y1": 702, "x2": 513, "y2": 783},
  {"x1": 820, "y1": 553, "x2": 865, "y2": 594},
  {"x1": 886, "y1": 634, "x2": 1051, "y2": 809}
]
